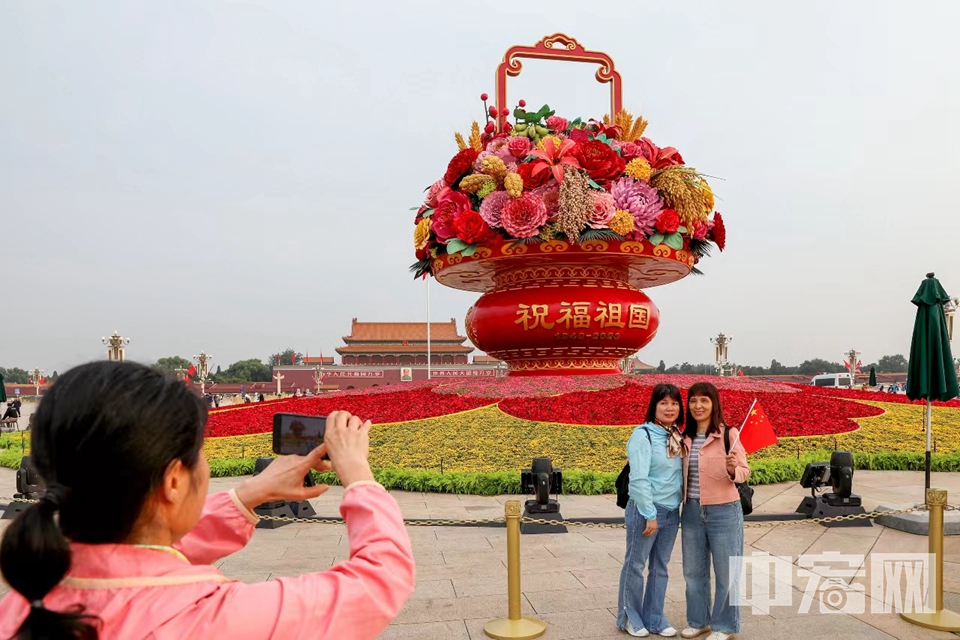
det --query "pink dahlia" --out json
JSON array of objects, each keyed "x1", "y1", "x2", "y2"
[
  {"x1": 609, "y1": 177, "x2": 663, "y2": 238},
  {"x1": 479, "y1": 190, "x2": 510, "y2": 229},
  {"x1": 545, "y1": 116, "x2": 569, "y2": 133},
  {"x1": 500, "y1": 193, "x2": 548, "y2": 238},
  {"x1": 534, "y1": 183, "x2": 561, "y2": 221},
  {"x1": 432, "y1": 192, "x2": 472, "y2": 242},
  {"x1": 586, "y1": 192, "x2": 617, "y2": 229}
]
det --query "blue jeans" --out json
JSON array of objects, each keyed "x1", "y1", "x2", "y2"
[
  {"x1": 617, "y1": 501, "x2": 680, "y2": 633},
  {"x1": 681, "y1": 498, "x2": 744, "y2": 634}
]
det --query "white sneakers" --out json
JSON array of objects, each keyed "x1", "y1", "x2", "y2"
[
  {"x1": 680, "y1": 628, "x2": 710, "y2": 639},
  {"x1": 706, "y1": 633, "x2": 733, "y2": 640},
  {"x1": 624, "y1": 623, "x2": 681, "y2": 637},
  {"x1": 625, "y1": 621, "x2": 650, "y2": 637}
]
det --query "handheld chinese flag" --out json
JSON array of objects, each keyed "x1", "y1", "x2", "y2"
[
  {"x1": 185, "y1": 364, "x2": 196, "y2": 381},
  {"x1": 735, "y1": 399, "x2": 779, "y2": 454}
]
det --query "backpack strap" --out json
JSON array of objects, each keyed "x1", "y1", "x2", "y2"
[{"x1": 723, "y1": 426, "x2": 729, "y2": 454}]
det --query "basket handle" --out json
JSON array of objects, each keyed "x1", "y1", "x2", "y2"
[{"x1": 496, "y1": 33, "x2": 623, "y2": 131}]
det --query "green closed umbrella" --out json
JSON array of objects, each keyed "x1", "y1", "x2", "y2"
[
  {"x1": 868, "y1": 366, "x2": 877, "y2": 387},
  {"x1": 0, "y1": 372, "x2": 6, "y2": 403},
  {"x1": 906, "y1": 273, "x2": 960, "y2": 489}
]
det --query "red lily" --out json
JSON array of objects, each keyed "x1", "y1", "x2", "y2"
[{"x1": 528, "y1": 137, "x2": 582, "y2": 183}]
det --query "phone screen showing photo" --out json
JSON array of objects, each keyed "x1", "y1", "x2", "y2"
[{"x1": 274, "y1": 413, "x2": 326, "y2": 456}]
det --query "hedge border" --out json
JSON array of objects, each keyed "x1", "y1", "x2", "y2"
[{"x1": 4, "y1": 435, "x2": 960, "y2": 496}]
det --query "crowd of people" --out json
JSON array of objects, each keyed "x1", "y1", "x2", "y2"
[{"x1": 0, "y1": 363, "x2": 750, "y2": 640}]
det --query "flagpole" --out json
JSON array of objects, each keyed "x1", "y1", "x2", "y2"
[
  {"x1": 426, "y1": 275, "x2": 432, "y2": 381},
  {"x1": 731, "y1": 398, "x2": 757, "y2": 451}
]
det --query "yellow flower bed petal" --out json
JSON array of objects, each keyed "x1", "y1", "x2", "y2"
[{"x1": 203, "y1": 401, "x2": 960, "y2": 473}]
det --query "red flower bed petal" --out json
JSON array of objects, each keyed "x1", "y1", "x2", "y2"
[
  {"x1": 204, "y1": 388, "x2": 493, "y2": 437},
  {"x1": 498, "y1": 381, "x2": 883, "y2": 437},
  {"x1": 798, "y1": 385, "x2": 960, "y2": 407}
]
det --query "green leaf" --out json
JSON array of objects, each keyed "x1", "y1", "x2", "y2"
[
  {"x1": 587, "y1": 178, "x2": 604, "y2": 190},
  {"x1": 570, "y1": 117, "x2": 583, "y2": 128},
  {"x1": 409, "y1": 206, "x2": 420, "y2": 211},
  {"x1": 677, "y1": 225, "x2": 687, "y2": 234},
  {"x1": 578, "y1": 228, "x2": 624, "y2": 242},
  {"x1": 461, "y1": 244, "x2": 478, "y2": 257},
  {"x1": 649, "y1": 233, "x2": 665, "y2": 246},
  {"x1": 421, "y1": 208, "x2": 434, "y2": 218},
  {"x1": 664, "y1": 232, "x2": 684, "y2": 250},
  {"x1": 446, "y1": 239, "x2": 468, "y2": 254}
]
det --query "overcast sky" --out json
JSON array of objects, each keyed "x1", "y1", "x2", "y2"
[{"x1": 3, "y1": 0, "x2": 958, "y2": 374}]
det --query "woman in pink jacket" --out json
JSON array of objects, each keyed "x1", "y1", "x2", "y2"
[
  {"x1": 678, "y1": 382, "x2": 750, "y2": 640},
  {"x1": 0, "y1": 360, "x2": 415, "y2": 640}
]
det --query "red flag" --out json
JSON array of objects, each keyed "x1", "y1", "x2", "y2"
[
  {"x1": 39, "y1": 377, "x2": 45, "y2": 385},
  {"x1": 737, "y1": 369, "x2": 744, "y2": 377},
  {"x1": 856, "y1": 360, "x2": 863, "y2": 373},
  {"x1": 737, "y1": 400, "x2": 779, "y2": 454},
  {"x1": 186, "y1": 364, "x2": 196, "y2": 381}
]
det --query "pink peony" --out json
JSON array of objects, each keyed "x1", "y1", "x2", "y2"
[
  {"x1": 534, "y1": 183, "x2": 561, "y2": 221},
  {"x1": 479, "y1": 190, "x2": 510, "y2": 229},
  {"x1": 586, "y1": 192, "x2": 617, "y2": 229},
  {"x1": 500, "y1": 193, "x2": 548, "y2": 238},
  {"x1": 546, "y1": 116, "x2": 569, "y2": 133},
  {"x1": 609, "y1": 177, "x2": 664, "y2": 238},
  {"x1": 507, "y1": 136, "x2": 532, "y2": 159},
  {"x1": 432, "y1": 192, "x2": 472, "y2": 242},
  {"x1": 425, "y1": 179, "x2": 449, "y2": 208},
  {"x1": 487, "y1": 137, "x2": 515, "y2": 164}
]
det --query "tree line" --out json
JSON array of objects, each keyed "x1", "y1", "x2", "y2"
[
  {"x1": 151, "y1": 349, "x2": 305, "y2": 383},
  {"x1": 653, "y1": 354, "x2": 910, "y2": 376}
]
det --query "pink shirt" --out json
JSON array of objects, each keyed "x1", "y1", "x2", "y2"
[
  {"x1": 682, "y1": 427, "x2": 750, "y2": 506},
  {"x1": 0, "y1": 483, "x2": 415, "y2": 640}
]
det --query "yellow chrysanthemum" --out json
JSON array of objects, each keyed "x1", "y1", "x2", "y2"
[
  {"x1": 459, "y1": 174, "x2": 494, "y2": 194},
  {"x1": 504, "y1": 172, "x2": 524, "y2": 197},
  {"x1": 414, "y1": 217, "x2": 432, "y2": 250},
  {"x1": 610, "y1": 210, "x2": 635, "y2": 236},
  {"x1": 624, "y1": 158, "x2": 652, "y2": 182},
  {"x1": 480, "y1": 155, "x2": 507, "y2": 179},
  {"x1": 536, "y1": 135, "x2": 563, "y2": 151}
]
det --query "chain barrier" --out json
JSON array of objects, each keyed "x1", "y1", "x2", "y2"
[{"x1": 2, "y1": 497, "x2": 947, "y2": 529}]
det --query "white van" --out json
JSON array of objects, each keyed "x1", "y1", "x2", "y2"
[{"x1": 810, "y1": 373, "x2": 853, "y2": 388}]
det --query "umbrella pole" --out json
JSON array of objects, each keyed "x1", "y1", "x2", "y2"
[{"x1": 926, "y1": 400, "x2": 932, "y2": 490}]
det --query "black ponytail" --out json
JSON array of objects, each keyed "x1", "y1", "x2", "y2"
[{"x1": 0, "y1": 361, "x2": 207, "y2": 639}]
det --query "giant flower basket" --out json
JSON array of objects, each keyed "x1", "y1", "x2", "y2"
[{"x1": 410, "y1": 34, "x2": 725, "y2": 375}]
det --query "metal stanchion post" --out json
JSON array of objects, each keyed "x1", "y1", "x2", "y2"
[
  {"x1": 484, "y1": 500, "x2": 547, "y2": 640},
  {"x1": 902, "y1": 488, "x2": 960, "y2": 631}
]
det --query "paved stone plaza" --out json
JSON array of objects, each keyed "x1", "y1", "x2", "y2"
[{"x1": 3, "y1": 468, "x2": 960, "y2": 638}]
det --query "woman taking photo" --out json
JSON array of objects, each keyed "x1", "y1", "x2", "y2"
[
  {"x1": 617, "y1": 383, "x2": 687, "y2": 638},
  {"x1": 0, "y1": 361, "x2": 415, "y2": 639},
  {"x1": 679, "y1": 382, "x2": 750, "y2": 640}
]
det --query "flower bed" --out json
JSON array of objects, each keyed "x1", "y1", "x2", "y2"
[
  {"x1": 799, "y1": 385, "x2": 960, "y2": 408},
  {"x1": 202, "y1": 401, "x2": 960, "y2": 476},
  {"x1": 433, "y1": 374, "x2": 626, "y2": 398},
  {"x1": 204, "y1": 388, "x2": 494, "y2": 438},
  {"x1": 497, "y1": 382, "x2": 882, "y2": 437}
]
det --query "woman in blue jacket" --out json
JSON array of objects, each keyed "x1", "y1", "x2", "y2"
[{"x1": 617, "y1": 383, "x2": 687, "y2": 637}]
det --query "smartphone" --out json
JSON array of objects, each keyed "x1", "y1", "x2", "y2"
[{"x1": 272, "y1": 413, "x2": 326, "y2": 456}]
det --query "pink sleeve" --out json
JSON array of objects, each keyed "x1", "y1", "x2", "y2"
[
  {"x1": 729, "y1": 429, "x2": 751, "y2": 484},
  {"x1": 174, "y1": 490, "x2": 257, "y2": 565},
  {"x1": 160, "y1": 483, "x2": 415, "y2": 640}
]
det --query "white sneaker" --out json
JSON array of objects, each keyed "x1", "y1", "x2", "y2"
[
  {"x1": 625, "y1": 621, "x2": 650, "y2": 637},
  {"x1": 657, "y1": 627, "x2": 678, "y2": 637},
  {"x1": 680, "y1": 628, "x2": 710, "y2": 639},
  {"x1": 706, "y1": 632, "x2": 733, "y2": 640}
]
